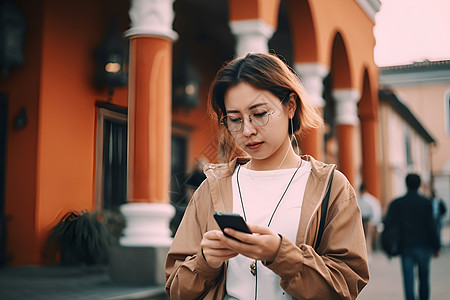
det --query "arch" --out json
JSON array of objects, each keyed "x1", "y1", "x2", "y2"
[
  {"x1": 330, "y1": 32, "x2": 351, "y2": 89},
  {"x1": 269, "y1": 0, "x2": 293, "y2": 63},
  {"x1": 328, "y1": 32, "x2": 357, "y2": 184},
  {"x1": 358, "y1": 68, "x2": 376, "y2": 119},
  {"x1": 286, "y1": 0, "x2": 318, "y2": 62}
]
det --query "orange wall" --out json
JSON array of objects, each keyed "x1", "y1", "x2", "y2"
[
  {"x1": 308, "y1": 0, "x2": 378, "y2": 90},
  {"x1": 2, "y1": 0, "x2": 128, "y2": 265},
  {"x1": 0, "y1": 0, "x2": 44, "y2": 265},
  {"x1": 35, "y1": 0, "x2": 129, "y2": 262},
  {"x1": 288, "y1": 0, "x2": 318, "y2": 62}
]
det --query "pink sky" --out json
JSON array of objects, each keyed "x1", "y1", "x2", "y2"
[{"x1": 374, "y1": 0, "x2": 450, "y2": 67}]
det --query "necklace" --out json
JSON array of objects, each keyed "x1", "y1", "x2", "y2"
[{"x1": 236, "y1": 159, "x2": 302, "y2": 276}]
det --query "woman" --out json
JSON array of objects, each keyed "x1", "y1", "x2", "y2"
[{"x1": 165, "y1": 53, "x2": 368, "y2": 299}]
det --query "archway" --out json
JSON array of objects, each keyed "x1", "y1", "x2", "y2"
[{"x1": 329, "y1": 32, "x2": 359, "y2": 184}]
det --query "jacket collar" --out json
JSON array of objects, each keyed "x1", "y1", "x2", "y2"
[
  {"x1": 203, "y1": 155, "x2": 332, "y2": 180},
  {"x1": 202, "y1": 156, "x2": 250, "y2": 180}
]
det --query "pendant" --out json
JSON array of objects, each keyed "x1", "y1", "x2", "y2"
[{"x1": 250, "y1": 260, "x2": 257, "y2": 276}]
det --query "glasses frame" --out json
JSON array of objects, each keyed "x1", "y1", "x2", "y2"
[
  {"x1": 220, "y1": 94, "x2": 290, "y2": 132},
  {"x1": 220, "y1": 110, "x2": 276, "y2": 132}
]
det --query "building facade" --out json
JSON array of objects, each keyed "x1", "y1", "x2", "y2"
[
  {"x1": 380, "y1": 60, "x2": 450, "y2": 222},
  {"x1": 378, "y1": 89, "x2": 435, "y2": 212}
]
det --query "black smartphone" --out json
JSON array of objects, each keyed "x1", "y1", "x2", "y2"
[{"x1": 213, "y1": 212, "x2": 252, "y2": 241}]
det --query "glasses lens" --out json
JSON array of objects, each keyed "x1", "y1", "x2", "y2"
[
  {"x1": 221, "y1": 110, "x2": 271, "y2": 132},
  {"x1": 223, "y1": 115, "x2": 242, "y2": 132},
  {"x1": 251, "y1": 110, "x2": 270, "y2": 127}
]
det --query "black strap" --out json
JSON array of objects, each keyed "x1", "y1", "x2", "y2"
[{"x1": 315, "y1": 168, "x2": 335, "y2": 251}]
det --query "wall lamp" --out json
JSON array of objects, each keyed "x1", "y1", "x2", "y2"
[
  {"x1": 0, "y1": 0, "x2": 26, "y2": 78},
  {"x1": 94, "y1": 19, "x2": 128, "y2": 101}
]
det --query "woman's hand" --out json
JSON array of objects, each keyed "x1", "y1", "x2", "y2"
[
  {"x1": 200, "y1": 230, "x2": 239, "y2": 269},
  {"x1": 222, "y1": 224, "x2": 282, "y2": 262}
]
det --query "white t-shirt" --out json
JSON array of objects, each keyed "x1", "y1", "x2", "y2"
[{"x1": 224, "y1": 160, "x2": 312, "y2": 300}]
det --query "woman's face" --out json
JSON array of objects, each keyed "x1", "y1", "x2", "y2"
[{"x1": 224, "y1": 82, "x2": 295, "y2": 165}]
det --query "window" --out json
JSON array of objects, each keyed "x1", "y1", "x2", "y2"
[
  {"x1": 405, "y1": 130, "x2": 413, "y2": 166},
  {"x1": 445, "y1": 89, "x2": 450, "y2": 136},
  {"x1": 95, "y1": 105, "x2": 127, "y2": 211}
]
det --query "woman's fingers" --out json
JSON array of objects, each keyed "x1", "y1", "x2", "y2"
[
  {"x1": 223, "y1": 226, "x2": 281, "y2": 262},
  {"x1": 201, "y1": 230, "x2": 239, "y2": 268},
  {"x1": 200, "y1": 226, "x2": 281, "y2": 265},
  {"x1": 203, "y1": 229, "x2": 223, "y2": 240}
]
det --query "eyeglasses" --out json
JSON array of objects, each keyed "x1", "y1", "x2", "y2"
[{"x1": 220, "y1": 110, "x2": 276, "y2": 132}]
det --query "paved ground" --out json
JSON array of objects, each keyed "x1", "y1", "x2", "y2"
[
  {"x1": 359, "y1": 247, "x2": 450, "y2": 299},
  {"x1": 1, "y1": 248, "x2": 449, "y2": 299},
  {"x1": 0, "y1": 265, "x2": 167, "y2": 300}
]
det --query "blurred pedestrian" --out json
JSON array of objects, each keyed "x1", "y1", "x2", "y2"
[
  {"x1": 358, "y1": 183, "x2": 382, "y2": 256},
  {"x1": 384, "y1": 174, "x2": 440, "y2": 300},
  {"x1": 357, "y1": 186, "x2": 373, "y2": 246},
  {"x1": 431, "y1": 190, "x2": 446, "y2": 244}
]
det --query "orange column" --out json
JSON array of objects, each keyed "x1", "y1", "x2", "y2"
[
  {"x1": 337, "y1": 124, "x2": 356, "y2": 185},
  {"x1": 128, "y1": 37, "x2": 172, "y2": 204},
  {"x1": 360, "y1": 117, "x2": 381, "y2": 198},
  {"x1": 333, "y1": 89, "x2": 360, "y2": 185},
  {"x1": 301, "y1": 121, "x2": 324, "y2": 160},
  {"x1": 119, "y1": 0, "x2": 177, "y2": 247}
]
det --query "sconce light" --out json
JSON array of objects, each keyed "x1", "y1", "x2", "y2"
[
  {"x1": 172, "y1": 53, "x2": 200, "y2": 108},
  {"x1": 0, "y1": 0, "x2": 27, "y2": 78},
  {"x1": 94, "y1": 19, "x2": 128, "y2": 99}
]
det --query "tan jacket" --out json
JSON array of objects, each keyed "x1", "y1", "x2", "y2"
[{"x1": 165, "y1": 156, "x2": 369, "y2": 299}]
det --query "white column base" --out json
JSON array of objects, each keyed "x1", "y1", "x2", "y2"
[{"x1": 120, "y1": 203, "x2": 175, "y2": 247}]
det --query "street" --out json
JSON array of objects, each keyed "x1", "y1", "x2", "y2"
[
  {"x1": 358, "y1": 248, "x2": 450, "y2": 299},
  {"x1": 0, "y1": 248, "x2": 448, "y2": 299}
]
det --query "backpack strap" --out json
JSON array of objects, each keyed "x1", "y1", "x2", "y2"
[{"x1": 314, "y1": 167, "x2": 335, "y2": 251}]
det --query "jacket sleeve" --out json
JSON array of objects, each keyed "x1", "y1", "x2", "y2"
[
  {"x1": 165, "y1": 182, "x2": 224, "y2": 300},
  {"x1": 265, "y1": 175, "x2": 369, "y2": 300}
]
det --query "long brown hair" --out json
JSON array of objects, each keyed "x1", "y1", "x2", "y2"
[{"x1": 208, "y1": 53, "x2": 323, "y2": 162}]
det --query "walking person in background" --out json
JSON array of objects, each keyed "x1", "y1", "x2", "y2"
[
  {"x1": 358, "y1": 183, "x2": 382, "y2": 256},
  {"x1": 384, "y1": 174, "x2": 441, "y2": 300},
  {"x1": 165, "y1": 53, "x2": 369, "y2": 299},
  {"x1": 431, "y1": 190, "x2": 446, "y2": 245},
  {"x1": 357, "y1": 184, "x2": 374, "y2": 254}
]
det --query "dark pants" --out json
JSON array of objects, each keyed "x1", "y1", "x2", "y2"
[{"x1": 401, "y1": 247, "x2": 433, "y2": 300}]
